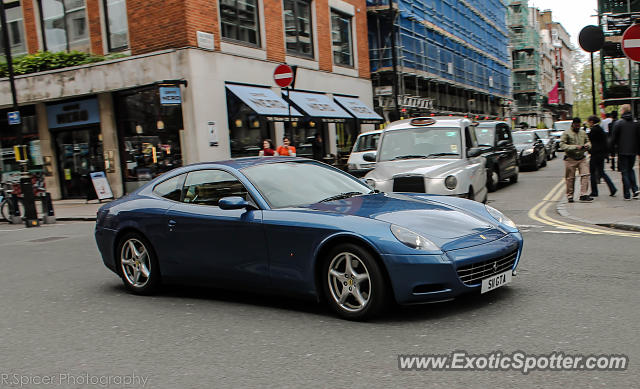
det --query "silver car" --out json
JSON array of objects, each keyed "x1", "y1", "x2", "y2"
[{"x1": 363, "y1": 117, "x2": 488, "y2": 202}]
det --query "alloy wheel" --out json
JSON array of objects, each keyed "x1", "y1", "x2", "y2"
[
  {"x1": 120, "y1": 238, "x2": 151, "y2": 288},
  {"x1": 327, "y1": 252, "x2": 371, "y2": 313}
]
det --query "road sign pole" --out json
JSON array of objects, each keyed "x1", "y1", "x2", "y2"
[{"x1": 591, "y1": 52, "x2": 597, "y2": 115}]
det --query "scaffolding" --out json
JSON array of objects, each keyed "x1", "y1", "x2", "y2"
[{"x1": 367, "y1": 0, "x2": 511, "y2": 118}]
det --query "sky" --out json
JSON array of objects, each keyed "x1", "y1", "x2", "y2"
[{"x1": 529, "y1": 0, "x2": 599, "y2": 49}]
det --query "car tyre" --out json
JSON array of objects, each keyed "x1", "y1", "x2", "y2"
[
  {"x1": 509, "y1": 172, "x2": 519, "y2": 184},
  {"x1": 323, "y1": 243, "x2": 389, "y2": 321},
  {"x1": 486, "y1": 167, "x2": 498, "y2": 192},
  {"x1": 116, "y1": 232, "x2": 161, "y2": 295},
  {"x1": 541, "y1": 154, "x2": 547, "y2": 167}
]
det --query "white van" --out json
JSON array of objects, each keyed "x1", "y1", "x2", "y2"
[{"x1": 346, "y1": 130, "x2": 382, "y2": 177}]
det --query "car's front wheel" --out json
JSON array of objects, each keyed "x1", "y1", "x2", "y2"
[
  {"x1": 116, "y1": 233, "x2": 160, "y2": 295},
  {"x1": 323, "y1": 243, "x2": 389, "y2": 320}
]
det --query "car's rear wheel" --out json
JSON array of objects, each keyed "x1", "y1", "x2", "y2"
[
  {"x1": 117, "y1": 233, "x2": 160, "y2": 295},
  {"x1": 541, "y1": 154, "x2": 547, "y2": 167},
  {"x1": 323, "y1": 243, "x2": 388, "y2": 320},
  {"x1": 486, "y1": 167, "x2": 498, "y2": 192},
  {"x1": 509, "y1": 171, "x2": 519, "y2": 184}
]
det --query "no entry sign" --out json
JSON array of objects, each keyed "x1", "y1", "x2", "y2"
[
  {"x1": 273, "y1": 64, "x2": 294, "y2": 88},
  {"x1": 622, "y1": 24, "x2": 640, "y2": 62}
]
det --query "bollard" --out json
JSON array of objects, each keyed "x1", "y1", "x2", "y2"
[
  {"x1": 20, "y1": 177, "x2": 40, "y2": 228},
  {"x1": 41, "y1": 192, "x2": 56, "y2": 224},
  {"x1": 9, "y1": 193, "x2": 22, "y2": 224}
]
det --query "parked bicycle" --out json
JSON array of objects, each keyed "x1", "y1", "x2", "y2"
[{"x1": 0, "y1": 183, "x2": 25, "y2": 222}]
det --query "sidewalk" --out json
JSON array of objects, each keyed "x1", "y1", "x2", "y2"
[
  {"x1": 557, "y1": 165, "x2": 640, "y2": 231},
  {"x1": 48, "y1": 199, "x2": 108, "y2": 221}
]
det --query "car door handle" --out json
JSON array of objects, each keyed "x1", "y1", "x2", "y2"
[{"x1": 168, "y1": 219, "x2": 177, "y2": 232}]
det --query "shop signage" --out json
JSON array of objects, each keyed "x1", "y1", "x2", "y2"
[
  {"x1": 7, "y1": 111, "x2": 21, "y2": 125},
  {"x1": 89, "y1": 172, "x2": 114, "y2": 200},
  {"x1": 334, "y1": 96, "x2": 383, "y2": 121},
  {"x1": 399, "y1": 96, "x2": 434, "y2": 110},
  {"x1": 285, "y1": 91, "x2": 352, "y2": 120},
  {"x1": 374, "y1": 86, "x2": 393, "y2": 96},
  {"x1": 159, "y1": 87, "x2": 182, "y2": 105},
  {"x1": 196, "y1": 31, "x2": 215, "y2": 51},
  {"x1": 46, "y1": 98, "x2": 100, "y2": 129}
]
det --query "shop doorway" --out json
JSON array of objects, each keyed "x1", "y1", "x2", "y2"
[{"x1": 53, "y1": 126, "x2": 104, "y2": 199}]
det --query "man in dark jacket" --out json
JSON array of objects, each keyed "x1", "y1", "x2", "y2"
[
  {"x1": 611, "y1": 104, "x2": 640, "y2": 200},
  {"x1": 587, "y1": 115, "x2": 617, "y2": 197}
]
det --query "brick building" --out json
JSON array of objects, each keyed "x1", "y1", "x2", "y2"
[{"x1": 0, "y1": 0, "x2": 379, "y2": 199}]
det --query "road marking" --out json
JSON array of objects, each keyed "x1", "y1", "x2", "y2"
[{"x1": 528, "y1": 180, "x2": 640, "y2": 238}]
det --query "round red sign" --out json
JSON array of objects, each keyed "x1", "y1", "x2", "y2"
[
  {"x1": 622, "y1": 24, "x2": 640, "y2": 62},
  {"x1": 273, "y1": 64, "x2": 294, "y2": 88}
]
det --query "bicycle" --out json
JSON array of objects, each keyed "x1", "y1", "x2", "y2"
[{"x1": 0, "y1": 184, "x2": 25, "y2": 222}]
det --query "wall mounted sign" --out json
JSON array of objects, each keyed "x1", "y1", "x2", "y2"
[
  {"x1": 197, "y1": 31, "x2": 215, "y2": 50},
  {"x1": 208, "y1": 121, "x2": 219, "y2": 146},
  {"x1": 159, "y1": 87, "x2": 182, "y2": 105},
  {"x1": 46, "y1": 98, "x2": 100, "y2": 129}
]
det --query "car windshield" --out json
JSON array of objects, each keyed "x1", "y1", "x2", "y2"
[
  {"x1": 378, "y1": 127, "x2": 461, "y2": 161},
  {"x1": 353, "y1": 133, "x2": 380, "y2": 152},
  {"x1": 475, "y1": 126, "x2": 495, "y2": 146},
  {"x1": 553, "y1": 121, "x2": 572, "y2": 132},
  {"x1": 512, "y1": 132, "x2": 535, "y2": 144},
  {"x1": 241, "y1": 161, "x2": 371, "y2": 208},
  {"x1": 534, "y1": 130, "x2": 549, "y2": 139}
]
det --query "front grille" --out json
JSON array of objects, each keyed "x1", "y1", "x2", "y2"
[
  {"x1": 393, "y1": 176, "x2": 425, "y2": 192},
  {"x1": 456, "y1": 250, "x2": 518, "y2": 285}
]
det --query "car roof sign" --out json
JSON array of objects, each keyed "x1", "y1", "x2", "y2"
[{"x1": 410, "y1": 117, "x2": 436, "y2": 126}]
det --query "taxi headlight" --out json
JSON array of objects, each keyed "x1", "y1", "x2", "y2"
[
  {"x1": 522, "y1": 148, "x2": 534, "y2": 156},
  {"x1": 390, "y1": 225, "x2": 440, "y2": 251},
  {"x1": 444, "y1": 175, "x2": 457, "y2": 190},
  {"x1": 365, "y1": 179, "x2": 377, "y2": 189},
  {"x1": 485, "y1": 205, "x2": 517, "y2": 229}
]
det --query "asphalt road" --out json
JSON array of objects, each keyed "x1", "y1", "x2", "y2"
[{"x1": 1, "y1": 157, "x2": 638, "y2": 388}]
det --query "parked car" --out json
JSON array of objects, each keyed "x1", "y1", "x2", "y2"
[
  {"x1": 346, "y1": 130, "x2": 382, "y2": 177},
  {"x1": 533, "y1": 129, "x2": 557, "y2": 160},
  {"x1": 474, "y1": 121, "x2": 519, "y2": 192},
  {"x1": 512, "y1": 130, "x2": 547, "y2": 170},
  {"x1": 94, "y1": 157, "x2": 523, "y2": 320},
  {"x1": 363, "y1": 117, "x2": 487, "y2": 202},
  {"x1": 551, "y1": 120, "x2": 572, "y2": 151}
]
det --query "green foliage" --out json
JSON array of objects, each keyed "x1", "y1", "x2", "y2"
[
  {"x1": 0, "y1": 51, "x2": 129, "y2": 77},
  {"x1": 536, "y1": 122, "x2": 547, "y2": 129}
]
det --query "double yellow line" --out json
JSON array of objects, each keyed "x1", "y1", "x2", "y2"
[{"x1": 528, "y1": 180, "x2": 640, "y2": 238}]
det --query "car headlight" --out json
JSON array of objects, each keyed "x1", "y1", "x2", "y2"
[
  {"x1": 390, "y1": 225, "x2": 440, "y2": 251},
  {"x1": 365, "y1": 178, "x2": 377, "y2": 189},
  {"x1": 522, "y1": 148, "x2": 534, "y2": 156},
  {"x1": 347, "y1": 163, "x2": 357, "y2": 170},
  {"x1": 444, "y1": 175, "x2": 457, "y2": 190},
  {"x1": 485, "y1": 205, "x2": 517, "y2": 229}
]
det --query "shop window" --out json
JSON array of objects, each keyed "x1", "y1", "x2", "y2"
[
  {"x1": 226, "y1": 89, "x2": 275, "y2": 158},
  {"x1": 330, "y1": 10, "x2": 352, "y2": 67},
  {"x1": 114, "y1": 87, "x2": 184, "y2": 194},
  {"x1": 220, "y1": 0, "x2": 260, "y2": 46},
  {"x1": 335, "y1": 121, "x2": 357, "y2": 165},
  {"x1": 39, "y1": 0, "x2": 90, "y2": 52},
  {"x1": 103, "y1": 0, "x2": 129, "y2": 52},
  {"x1": 0, "y1": 106, "x2": 41, "y2": 179},
  {"x1": 182, "y1": 170, "x2": 248, "y2": 206},
  {"x1": 284, "y1": 0, "x2": 313, "y2": 57},
  {"x1": 0, "y1": 1, "x2": 27, "y2": 58}
]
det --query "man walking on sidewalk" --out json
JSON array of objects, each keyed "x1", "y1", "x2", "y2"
[
  {"x1": 560, "y1": 117, "x2": 593, "y2": 203},
  {"x1": 587, "y1": 115, "x2": 617, "y2": 197},
  {"x1": 609, "y1": 110, "x2": 619, "y2": 170},
  {"x1": 611, "y1": 104, "x2": 640, "y2": 200}
]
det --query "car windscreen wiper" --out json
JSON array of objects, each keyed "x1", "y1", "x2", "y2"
[
  {"x1": 319, "y1": 192, "x2": 366, "y2": 203},
  {"x1": 426, "y1": 152, "x2": 460, "y2": 157},
  {"x1": 391, "y1": 155, "x2": 429, "y2": 160}
]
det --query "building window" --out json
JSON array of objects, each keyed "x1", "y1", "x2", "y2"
[
  {"x1": 39, "y1": 0, "x2": 90, "y2": 52},
  {"x1": 0, "y1": 1, "x2": 27, "y2": 58},
  {"x1": 103, "y1": 0, "x2": 128, "y2": 51},
  {"x1": 220, "y1": 0, "x2": 260, "y2": 46},
  {"x1": 330, "y1": 10, "x2": 352, "y2": 67},
  {"x1": 283, "y1": 0, "x2": 313, "y2": 57}
]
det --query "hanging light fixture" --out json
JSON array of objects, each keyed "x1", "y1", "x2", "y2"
[
  {"x1": 135, "y1": 125, "x2": 143, "y2": 134},
  {"x1": 235, "y1": 119, "x2": 243, "y2": 128},
  {"x1": 157, "y1": 120, "x2": 165, "y2": 130}
]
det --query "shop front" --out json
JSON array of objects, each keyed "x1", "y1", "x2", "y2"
[
  {"x1": 113, "y1": 85, "x2": 185, "y2": 194},
  {"x1": 225, "y1": 83, "x2": 302, "y2": 158},
  {"x1": 46, "y1": 98, "x2": 104, "y2": 199},
  {"x1": 0, "y1": 105, "x2": 42, "y2": 182},
  {"x1": 333, "y1": 95, "x2": 384, "y2": 167}
]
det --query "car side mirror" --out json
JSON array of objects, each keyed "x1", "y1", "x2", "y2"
[
  {"x1": 497, "y1": 140, "x2": 511, "y2": 147},
  {"x1": 219, "y1": 196, "x2": 250, "y2": 210},
  {"x1": 363, "y1": 152, "x2": 377, "y2": 162},
  {"x1": 467, "y1": 147, "x2": 482, "y2": 158}
]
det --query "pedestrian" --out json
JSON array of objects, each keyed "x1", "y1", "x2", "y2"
[
  {"x1": 258, "y1": 139, "x2": 278, "y2": 156},
  {"x1": 312, "y1": 133, "x2": 324, "y2": 161},
  {"x1": 600, "y1": 112, "x2": 612, "y2": 134},
  {"x1": 587, "y1": 115, "x2": 617, "y2": 197},
  {"x1": 559, "y1": 117, "x2": 593, "y2": 203},
  {"x1": 609, "y1": 110, "x2": 618, "y2": 170},
  {"x1": 610, "y1": 104, "x2": 640, "y2": 200},
  {"x1": 276, "y1": 136, "x2": 296, "y2": 156}
]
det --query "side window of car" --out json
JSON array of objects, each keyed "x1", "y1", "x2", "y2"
[
  {"x1": 153, "y1": 174, "x2": 186, "y2": 201},
  {"x1": 464, "y1": 127, "x2": 478, "y2": 149},
  {"x1": 182, "y1": 170, "x2": 249, "y2": 206},
  {"x1": 496, "y1": 124, "x2": 512, "y2": 143}
]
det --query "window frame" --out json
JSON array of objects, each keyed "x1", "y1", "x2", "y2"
[
  {"x1": 102, "y1": 0, "x2": 129, "y2": 52},
  {"x1": 330, "y1": 9, "x2": 353, "y2": 67},
  {"x1": 37, "y1": 0, "x2": 90, "y2": 52},
  {"x1": 283, "y1": 0, "x2": 313, "y2": 58},
  {"x1": 152, "y1": 173, "x2": 187, "y2": 202},
  {"x1": 180, "y1": 169, "x2": 257, "y2": 208},
  {"x1": 0, "y1": 1, "x2": 28, "y2": 57},
  {"x1": 219, "y1": 0, "x2": 262, "y2": 47}
]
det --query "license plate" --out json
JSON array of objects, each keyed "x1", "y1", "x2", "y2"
[{"x1": 481, "y1": 270, "x2": 512, "y2": 294}]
